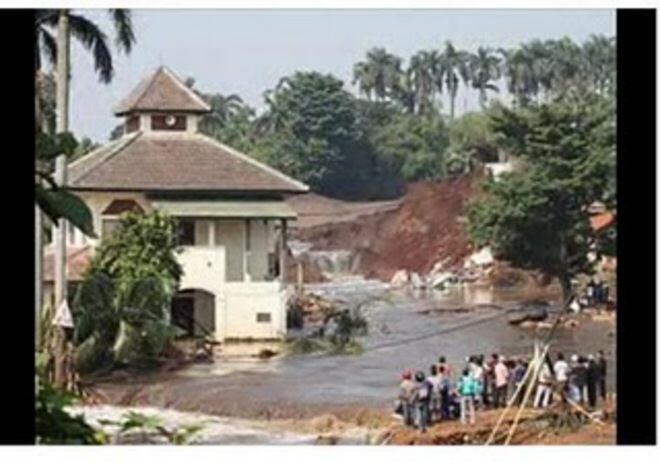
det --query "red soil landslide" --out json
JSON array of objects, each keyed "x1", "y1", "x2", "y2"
[{"x1": 295, "y1": 175, "x2": 477, "y2": 281}]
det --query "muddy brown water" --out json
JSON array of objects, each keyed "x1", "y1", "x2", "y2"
[{"x1": 95, "y1": 284, "x2": 615, "y2": 421}]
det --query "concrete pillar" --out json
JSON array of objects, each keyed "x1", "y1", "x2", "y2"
[
  {"x1": 243, "y1": 219, "x2": 251, "y2": 282},
  {"x1": 214, "y1": 294, "x2": 225, "y2": 343},
  {"x1": 209, "y1": 220, "x2": 216, "y2": 247},
  {"x1": 280, "y1": 219, "x2": 287, "y2": 290}
]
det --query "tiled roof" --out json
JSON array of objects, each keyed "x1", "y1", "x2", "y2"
[
  {"x1": 590, "y1": 211, "x2": 615, "y2": 233},
  {"x1": 113, "y1": 67, "x2": 211, "y2": 115},
  {"x1": 68, "y1": 132, "x2": 309, "y2": 194},
  {"x1": 43, "y1": 245, "x2": 91, "y2": 282},
  {"x1": 102, "y1": 199, "x2": 145, "y2": 215}
]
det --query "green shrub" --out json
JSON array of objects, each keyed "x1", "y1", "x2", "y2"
[{"x1": 36, "y1": 381, "x2": 106, "y2": 445}]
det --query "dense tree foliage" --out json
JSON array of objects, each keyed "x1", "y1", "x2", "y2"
[
  {"x1": 187, "y1": 35, "x2": 615, "y2": 200},
  {"x1": 74, "y1": 211, "x2": 182, "y2": 372},
  {"x1": 467, "y1": 92, "x2": 615, "y2": 303}
]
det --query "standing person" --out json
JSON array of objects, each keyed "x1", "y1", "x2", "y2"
[
  {"x1": 471, "y1": 356, "x2": 485, "y2": 409},
  {"x1": 480, "y1": 354, "x2": 492, "y2": 408},
  {"x1": 568, "y1": 354, "x2": 582, "y2": 403},
  {"x1": 413, "y1": 371, "x2": 432, "y2": 432},
  {"x1": 511, "y1": 358, "x2": 528, "y2": 404},
  {"x1": 586, "y1": 278, "x2": 596, "y2": 307},
  {"x1": 553, "y1": 353, "x2": 570, "y2": 398},
  {"x1": 488, "y1": 353, "x2": 499, "y2": 404},
  {"x1": 596, "y1": 350, "x2": 607, "y2": 402},
  {"x1": 438, "y1": 356, "x2": 453, "y2": 379},
  {"x1": 534, "y1": 361, "x2": 553, "y2": 408},
  {"x1": 585, "y1": 355, "x2": 598, "y2": 409},
  {"x1": 427, "y1": 365, "x2": 442, "y2": 423},
  {"x1": 398, "y1": 370, "x2": 416, "y2": 427},
  {"x1": 438, "y1": 365, "x2": 451, "y2": 420},
  {"x1": 493, "y1": 355, "x2": 510, "y2": 408},
  {"x1": 457, "y1": 369, "x2": 476, "y2": 425}
]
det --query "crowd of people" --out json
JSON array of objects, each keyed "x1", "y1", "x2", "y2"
[{"x1": 395, "y1": 351, "x2": 608, "y2": 432}]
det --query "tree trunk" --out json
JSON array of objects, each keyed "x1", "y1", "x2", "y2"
[
  {"x1": 558, "y1": 273, "x2": 573, "y2": 310},
  {"x1": 53, "y1": 8, "x2": 70, "y2": 389},
  {"x1": 449, "y1": 90, "x2": 456, "y2": 120},
  {"x1": 35, "y1": 69, "x2": 43, "y2": 360}
]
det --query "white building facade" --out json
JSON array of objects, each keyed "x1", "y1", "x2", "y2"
[{"x1": 47, "y1": 67, "x2": 309, "y2": 342}]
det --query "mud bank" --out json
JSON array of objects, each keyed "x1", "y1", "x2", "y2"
[
  {"x1": 382, "y1": 406, "x2": 616, "y2": 445},
  {"x1": 295, "y1": 176, "x2": 477, "y2": 281}
]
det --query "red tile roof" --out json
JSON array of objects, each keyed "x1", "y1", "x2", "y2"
[
  {"x1": 102, "y1": 199, "x2": 145, "y2": 215},
  {"x1": 590, "y1": 211, "x2": 615, "y2": 233},
  {"x1": 43, "y1": 245, "x2": 92, "y2": 282}
]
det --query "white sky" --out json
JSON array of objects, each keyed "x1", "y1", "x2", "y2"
[{"x1": 60, "y1": 9, "x2": 615, "y2": 142}]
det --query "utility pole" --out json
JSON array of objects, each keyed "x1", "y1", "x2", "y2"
[{"x1": 53, "y1": 9, "x2": 70, "y2": 389}]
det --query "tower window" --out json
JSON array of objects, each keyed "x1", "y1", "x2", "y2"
[{"x1": 151, "y1": 114, "x2": 187, "y2": 131}]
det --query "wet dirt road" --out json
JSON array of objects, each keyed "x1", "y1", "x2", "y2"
[{"x1": 93, "y1": 284, "x2": 616, "y2": 422}]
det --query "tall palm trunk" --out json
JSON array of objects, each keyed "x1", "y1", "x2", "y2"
[
  {"x1": 479, "y1": 87, "x2": 487, "y2": 109},
  {"x1": 35, "y1": 70, "x2": 43, "y2": 355},
  {"x1": 449, "y1": 87, "x2": 456, "y2": 120},
  {"x1": 53, "y1": 8, "x2": 70, "y2": 389}
]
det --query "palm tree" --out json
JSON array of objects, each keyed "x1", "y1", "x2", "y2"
[
  {"x1": 542, "y1": 37, "x2": 582, "y2": 97},
  {"x1": 352, "y1": 47, "x2": 403, "y2": 101},
  {"x1": 391, "y1": 71, "x2": 416, "y2": 115},
  {"x1": 436, "y1": 41, "x2": 470, "y2": 119},
  {"x1": 352, "y1": 61, "x2": 376, "y2": 101},
  {"x1": 200, "y1": 93, "x2": 245, "y2": 128},
  {"x1": 468, "y1": 47, "x2": 501, "y2": 109},
  {"x1": 582, "y1": 34, "x2": 616, "y2": 95},
  {"x1": 36, "y1": 9, "x2": 135, "y2": 87},
  {"x1": 40, "y1": 8, "x2": 135, "y2": 388},
  {"x1": 499, "y1": 47, "x2": 538, "y2": 107},
  {"x1": 408, "y1": 50, "x2": 438, "y2": 115}
]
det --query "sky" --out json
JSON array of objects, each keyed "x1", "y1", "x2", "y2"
[{"x1": 62, "y1": 9, "x2": 615, "y2": 142}]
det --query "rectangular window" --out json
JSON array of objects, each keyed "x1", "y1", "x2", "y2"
[
  {"x1": 151, "y1": 114, "x2": 187, "y2": 131},
  {"x1": 176, "y1": 218, "x2": 196, "y2": 246},
  {"x1": 256, "y1": 313, "x2": 271, "y2": 323},
  {"x1": 102, "y1": 218, "x2": 121, "y2": 239}
]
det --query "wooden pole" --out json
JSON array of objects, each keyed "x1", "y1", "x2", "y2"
[
  {"x1": 485, "y1": 342, "x2": 539, "y2": 445},
  {"x1": 504, "y1": 343, "x2": 551, "y2": 445}
]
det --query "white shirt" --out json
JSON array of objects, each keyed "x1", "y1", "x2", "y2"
[
  {"x1": 554, "y1": 360, "x2": 569, "y2": 382},
  {"x1": 494, "y1": 362, "x2": 509, "y2": 387},
  {"x1": 426, "y1": 375, "x2": 441, "y2": 395}
]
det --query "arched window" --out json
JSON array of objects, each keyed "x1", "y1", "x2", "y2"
[{"x1": 101, "y1": 199, "x2": 144, "y2": 240}]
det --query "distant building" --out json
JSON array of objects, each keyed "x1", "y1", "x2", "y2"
[{"x1": 44, "y1": 66, "x2": 309, "y2": 341}]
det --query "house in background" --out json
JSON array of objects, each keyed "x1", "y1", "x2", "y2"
[{"x1": 44, "y1": 66, "x2": 309, "y2": 341}]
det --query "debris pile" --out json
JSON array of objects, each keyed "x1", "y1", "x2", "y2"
[{"x1": 287, "y1": 293, "x2": 337, "y2": 329}]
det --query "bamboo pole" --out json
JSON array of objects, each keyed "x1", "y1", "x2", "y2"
[
  {"x1": 504, "y1": 343, "x2": 551, "y2": 445},
  {"x1": 485, "y1": 342, "x2": 539, "y2": 445}
]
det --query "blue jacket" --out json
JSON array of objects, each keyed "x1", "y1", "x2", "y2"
[{"x1": 458, "y1": 375, "x2": 477, "y2": 396}]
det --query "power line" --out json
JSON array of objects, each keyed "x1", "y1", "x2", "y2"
[{"x1": 361, "y1": 308, "x2": 516, "y2": 354}]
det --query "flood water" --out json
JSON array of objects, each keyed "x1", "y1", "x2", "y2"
[{"x1": 112, "y1": 281, "x2": 615, "y2": 417}]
